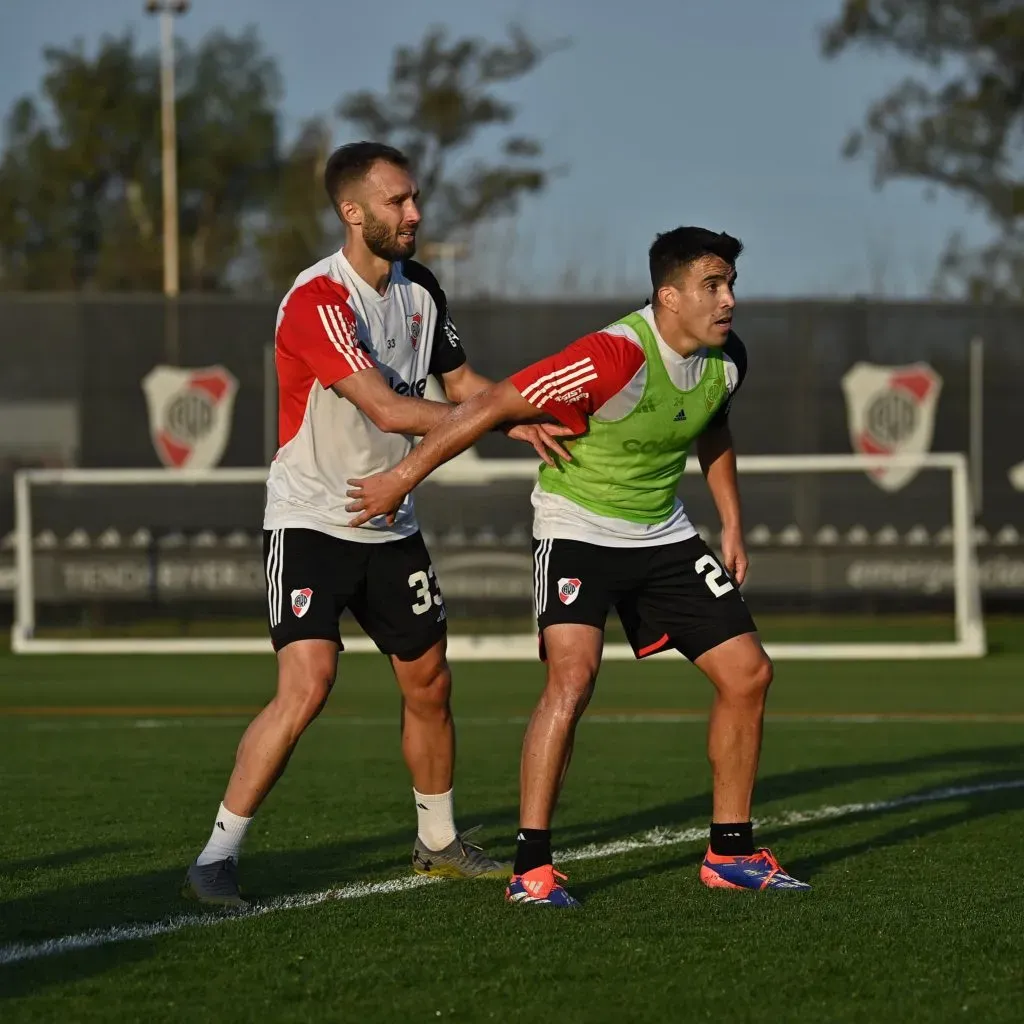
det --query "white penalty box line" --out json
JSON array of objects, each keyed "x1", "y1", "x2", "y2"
[{"x1": 1, "y1": 778, "x2": 1020, "y2": 967}]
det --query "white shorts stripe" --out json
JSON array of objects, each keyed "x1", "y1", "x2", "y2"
[
  {"x1": 275, "y1": 530, "x2": 284, "y2": 626},
  {"x1": 540, "y1": 544, "x2": 548, "y2": 614},
  {"x1": 266, "y1": 529, "x2": 283, "y2": 627},
  {"x1": 534, "y1": 539, "x2": 552, "y2": 617},
  {"x1": 536, "y1": 544, "x2": 544, "y2": 614},
  {"x1": 266, "y1": 530, "x2": 275, "y2": 627}
]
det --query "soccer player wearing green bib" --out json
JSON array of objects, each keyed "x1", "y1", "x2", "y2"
[{"x1": 346, "y1": 227, "x2": 810, "y2": 905}]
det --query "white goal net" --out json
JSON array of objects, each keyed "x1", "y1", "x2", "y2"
[{"x1": 10, "y1": 452, "x2": 986, "y2": 659}]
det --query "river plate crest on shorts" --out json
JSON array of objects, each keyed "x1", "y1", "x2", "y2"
[
  {"x1": 142, "y1": 366, "x2": 239, "y2": 470},
  {"x1": 841, "y1": 362, "x2": 942, "y2": 492}
]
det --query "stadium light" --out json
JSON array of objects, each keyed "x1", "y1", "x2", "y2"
[{"x1": 145, "y1": 1, "x2": 191, "y2": 299}]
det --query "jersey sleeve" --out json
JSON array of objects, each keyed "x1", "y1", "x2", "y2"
[
  {"x1": 707, "y1": 331, "x2": 748, "y2": 430},
  {"x1": 401, "y1": 259, "x2": 468, "y2": 378},
  {"x1": 429, "y1": 302, "x2": 467, "y2": 377},
  {"x1": 277, "y1": 280, "x2": 375, "y2": 389},
  {"x1": 508, "y1": 331, "x2": 646, "y2": 434}
]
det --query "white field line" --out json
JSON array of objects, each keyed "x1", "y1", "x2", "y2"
[
  {"x1": 7, "y1": 711, "x2": 1024, "y2": 733},
  {"x1": 1, "y1": 778, "x2": 1021, "y2": 967}
]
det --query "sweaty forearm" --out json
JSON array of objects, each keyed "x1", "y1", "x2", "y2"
[
  {"x1": 392, "y1": 369, "x2": 498, "y2": 433},
  {"x1": 392, "y1": 386, "x2": 514, "y2": 490},
  {"x1": 386, "y1": 396, "x2": 456, "y2": 437}
]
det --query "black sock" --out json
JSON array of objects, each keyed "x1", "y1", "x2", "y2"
[
  {"x1": 710, "y1": 821, "x2": 755, "y2": 856},
  {"x1": 513, "y1": 828, "x2": 552, "y2": 874}
]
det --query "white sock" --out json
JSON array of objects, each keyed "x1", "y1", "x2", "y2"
[
  {"x1": 196, "y1": 803, "x2": 253, "y2": 866},
  {"x1": 414, "y1": 788, "x2": 456, "y2": 850}
]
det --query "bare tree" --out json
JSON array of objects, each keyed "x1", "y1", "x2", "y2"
[
  {"x1": 337, "y1": 24, "x2": 568, "y2": 247},
  {"x1": 822, "y1": 0, "x2": 1024, "y2": 300}
]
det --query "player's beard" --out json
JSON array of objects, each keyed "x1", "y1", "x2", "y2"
[{"x1": 363, "y1": 209, "x2": 417, "y2": 262}]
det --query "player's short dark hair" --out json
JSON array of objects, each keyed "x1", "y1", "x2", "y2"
[
  {"x1": 323, "y1": 141, "x2": 411, "y2": 206},
  {"x1": 649, "y1": 226, "x2": 743, "y2": 294}
]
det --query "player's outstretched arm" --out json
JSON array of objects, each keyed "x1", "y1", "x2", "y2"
[
  {"x1": 345, "y1": 381, "x2": 539, "y2": 526},
  {"x1": 332, "y1": 368, "x2": 451, "y2": 436},
  {"x1": 696, "y1": 422, "x2": 748, "y2": 585},
  {"x1": 439, "y1": 362, "x2": 573, "y2": 466}
]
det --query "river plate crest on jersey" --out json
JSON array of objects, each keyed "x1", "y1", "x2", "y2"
[
  {"x1": 142, "y1": 365, "x2": 239, "y2": 470},
  {"x1": 407, "y1": 312, "x2": 423, "y2": 350},
  {"x1": 841, "y1": 362, "x2": 942, "y2": 492}
]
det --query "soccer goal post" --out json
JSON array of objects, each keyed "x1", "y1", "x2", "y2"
[{"x1": 10, "y1": 452, "x2": 986, "y2": 659}]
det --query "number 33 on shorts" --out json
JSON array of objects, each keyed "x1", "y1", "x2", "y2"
[{"x1": 407, "y1": 566, "x2": 444, "y2": 616}]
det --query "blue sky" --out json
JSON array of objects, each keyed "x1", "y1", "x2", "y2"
[{"x1": 0, "y1": 0, "x2": 992, "y2": 298}]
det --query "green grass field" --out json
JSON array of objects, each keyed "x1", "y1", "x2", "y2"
[{"x1": 1, "y1": 619, "x2": 1022, "y2": 1022}]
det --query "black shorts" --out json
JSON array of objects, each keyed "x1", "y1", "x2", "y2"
[
  {"x1": 532, "y1": 535, "x2": 756, "y2": 662},
  {"x1": 263, "y1": 528, "x2": 447, "y2": 659}
]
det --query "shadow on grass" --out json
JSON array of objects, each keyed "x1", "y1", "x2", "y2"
[
  {"x1": 551, "y1": 740, "x2": 1024, "y2": 850},
  {"x1": 777, "y1": 772, "x2": 1024, "y2": 880},
  {"x1": 2, "y1": 742, "x2": 1022, "y2": 1000},
  {"x1": 571, "y1": 766, "x2": 1024, "y2": 903},
  {"x1": 0, "y1": 844, "x2": 131, "y2": 877},
  {"x1": 0, "y1": 802, "x2": 518, "y2": 947},
  {"x1": 0, "y1": 940, "x2": 156, "y2": 1002}
]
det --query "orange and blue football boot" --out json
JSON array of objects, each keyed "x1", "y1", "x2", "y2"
[
  {"x1": 505, "y1": 865, "x2": 581, "y2": 907},
  {"x1": 700, "y1": 847, "x2": 811, "y2": 890}
]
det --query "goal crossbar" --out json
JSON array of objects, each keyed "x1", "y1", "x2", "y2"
[{"x1": 11, "y1": 452, "x2": 987, "y2": 660}]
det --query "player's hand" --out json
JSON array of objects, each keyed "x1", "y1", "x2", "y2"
[
  {"x1": 720, "y1": 525, "x2": 749, "y2": 586},
  {"x1": 346, "y1": 471, "x2": 407, "y2": 528},
  {"x1": 504, "y1": 423, "x2": 575, "y2": 466}
]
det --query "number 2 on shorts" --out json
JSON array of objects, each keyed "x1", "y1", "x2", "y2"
[{"x1": 694, "y1": 554, "x2": 735, "y2": 597}]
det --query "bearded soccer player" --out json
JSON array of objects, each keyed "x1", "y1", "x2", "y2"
[
  {"x1": 346, "y1": 227, "x2": 811, "y2": 907},
  {"x1": 182, "y1": 142, "x2": 569, "y2": 906}
]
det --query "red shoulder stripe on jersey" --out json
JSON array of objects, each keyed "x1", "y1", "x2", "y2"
[
  {"x1": 509, "y1": 330, "x2": 644, "y2": 425},
  {"x1": 519, "y1": 357, "x2": 598, "y2": 409},
  {"x1": 315, "y1": 303, "x2": 373, "y2": 372}
]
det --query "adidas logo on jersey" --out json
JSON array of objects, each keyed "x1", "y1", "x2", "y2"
[
  {"x1": 635, "y1": 397, "x2": 657, "y2": 414},
  {"x1": 442, "y1": 312, "x2": 460, "y2": 348},
  {"x1": 674, "y1": 408, "x2": 687, "y2": 421}
]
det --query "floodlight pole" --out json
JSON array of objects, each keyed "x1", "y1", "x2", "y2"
[{"x1": 146, "y1": 1, "x2": 190, "y2": 360}]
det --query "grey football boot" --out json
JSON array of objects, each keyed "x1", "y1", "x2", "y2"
[
  {"x1": 412, "y1": 826, "x2": 511, "y2": 880},
  {"x1": 181, "y1": 858, "x2": 247, "y2": 908}
]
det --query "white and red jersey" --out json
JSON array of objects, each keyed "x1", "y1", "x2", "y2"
[
  {"x1": 509, "y1": 303, "x2": 747, "y2": 547},
  {"x1": 264, "y1": 248, "x2": 466, "y2": 542}
]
